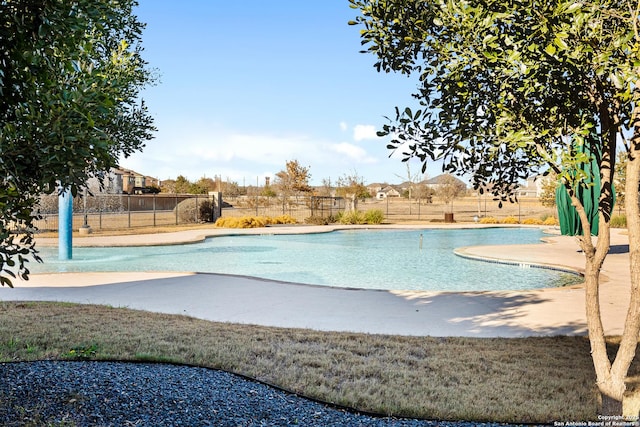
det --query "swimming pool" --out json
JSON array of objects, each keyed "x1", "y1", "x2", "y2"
[{"x1": 30, "y1": 228, "x2": 582, "y2": 292}]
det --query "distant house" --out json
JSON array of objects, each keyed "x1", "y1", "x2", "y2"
[
  {"x1": 517, "y1": 175, "x2": 551, "y2": 197},
  {"x1": 376, "y1": 185, "x2": 402, "y2": 200},
  {"x1": 110, "y1": 168, "x2": 159, "y2": 194},
  {"x1": 423, "y1": 174, "x2": 467, "y2": 191},
  {"x1": 367, "y1": 183, "x2": 387, "y2": 197}
]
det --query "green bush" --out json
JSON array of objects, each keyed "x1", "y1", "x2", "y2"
[
  {"x1": 336, "y1": 209, "x2": 384, "y2": 225},
  {"x1": 364, "y1": 209, "x2": 385, "y2": 224},
  {"x1": 338, "y1": 210, "x2": 367, "y2": 225},
  {"x1": 611, "y1": 214, "x2": 627, "y2": 228}
]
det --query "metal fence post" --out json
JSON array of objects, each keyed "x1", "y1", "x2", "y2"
[
  {"x1": 127, "y1": 194, "x2": 131, "y2": 228},
  {"x1": 153, "y1": 194, "x2": 157, "y2": 227}
]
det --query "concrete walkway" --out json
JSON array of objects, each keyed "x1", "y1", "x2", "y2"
[{"x1": 0, "y1": 225, "x2": 631, "y2": 337}]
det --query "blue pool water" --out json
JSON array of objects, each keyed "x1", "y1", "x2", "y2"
[{"x1": 31, "y1": 228, "x2": 581, "y2": 292}]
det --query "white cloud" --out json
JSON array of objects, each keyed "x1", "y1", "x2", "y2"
[
  {"x1": 329, "y1": 142, "x2": 377, "y2": 164},
  {"x1": 353, "y1": 124, "x2": 378, "y2": 142},
  {"x1": 339, "y1": 121, "x2": 348, "y2": 132},
  {"x1": 120, "y1": 120, "x2": 389, "y2": 184}
]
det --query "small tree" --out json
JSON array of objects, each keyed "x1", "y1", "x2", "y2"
[
  {"x1": 436, "y1": 175, "x2": 466, "y2": 213},
  {"x1": 350, "y1": 0, "x2": 640, "y2": 414},
  {"x1": 415, "y1": 183, "x2": 434, "y2": 204},
  {"x1": 221, "y1": 179, "x2": 242, "y2": 197},
  {"x1": 275, "y1": 160, "x2": 312, "y2": 193},
  {"x1": 160, "y1": 179, "x2": 177, "y2": 193},
  {"x1": 335, "y1": 171, "x2": 369, "y2": 212},
  {"x1": 275, "y1": 160, "x2": 312, "y2": 209},
  {"x1": 396, "y1": 163, "x2": 423, "y2": 214}
]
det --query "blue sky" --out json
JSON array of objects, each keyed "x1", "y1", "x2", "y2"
[{"x1": 119, "y1": 1, "x2": 434, "y2": 186}]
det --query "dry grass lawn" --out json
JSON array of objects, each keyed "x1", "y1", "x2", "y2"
[
  {"x1": 16, "y1": 210, "x2": 634, "y2": 423},
  {"x1": 1, "y1": 302, "x2": 638, "y2": 424}
]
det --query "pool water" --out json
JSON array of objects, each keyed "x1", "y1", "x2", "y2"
[{"x1": 31, "y1": 228, "x2": 581, "y2": 292}]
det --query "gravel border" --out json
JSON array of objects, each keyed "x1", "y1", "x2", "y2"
[{"x1": 0, "y1": 361, "x2": 536, "y2": 426}]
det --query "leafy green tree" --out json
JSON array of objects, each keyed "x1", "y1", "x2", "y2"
[
  {"x1": 188, "y1": 181, "x2": 209, "y2": 195},
  {"x1": 173, "y1": 176, "x2": 192, "y2": 194},
  {"x1": 350, "y1": 0, "x2": 640, "y2": 414},
  {"x1": 194, "y1": 177, "x2": 217, "y2": 194},
  {"x1": 0, "y1": 0, "x2": 155, "y2": 286}
]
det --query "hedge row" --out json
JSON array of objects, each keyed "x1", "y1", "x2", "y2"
[
  {"x1": 214, "y1": 215, "x2": 297, "y2": 228},
  {"x1": 479, "y1": 216, "x2": 559, "y2": 225}
]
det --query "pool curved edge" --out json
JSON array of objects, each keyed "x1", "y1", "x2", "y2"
[{"x1": 453, "y1": 245, "x2": 585, "y2": 287}]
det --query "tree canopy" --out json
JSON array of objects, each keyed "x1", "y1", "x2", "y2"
[
  {"x1": 0, "y1": 0, "x2": 156, "y2": 286},
  {"x1": 350, "y1": 0, "x2": 635, "y2": 211},
  {"x1": 275, "y1": 160, "x2": 312, "y2": 195},
  {"x1": 350, "y1": 0, "x2": 640, "y2": 415}
]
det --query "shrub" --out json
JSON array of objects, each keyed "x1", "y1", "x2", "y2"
[
  {"x1": 611, "y1": 214, "x2": 627, "y2": 228},
  {"x1": 305, "y1": 216, "x2": 330, "y2": 225},
  {"x1": 199, "y1": 200, "x2": 214, "y2": 222},
  {"x1": 269, "y1": 215, "x2": 297, "y2": 225},
  {"x1": 364, "y1": 209, "x2": 385, "y2": 224},
  {"x1": 501, "y1": 216, "x2": 520, "y2": 224},
  {"x1": 338, "y1": 210, "x2": 367, "y2": 225},
  {"x1": 176, "y1": 198, "x2": 221, "y2": 223},
  {"x1": 335, "y1": 209, "x2": 384, "y2": 225},
  {"x1": 214, "y1": 217, "x2": 237, "y2": 228},
  {"x1": 214, "y1": 215, "x2": 297, "y2": 228},
  {"x1": 174, "y1": 198, "x2": 199, "y2": 223},
  {"x1": 479, "y1": 217, "x2": 499, "y2": 224},
  {"x1": 543, "y1": 216, "x2": 559, "y2": 226},
  {"x1": 522, "y1": 218, "x2": 544, "y2": 225}
]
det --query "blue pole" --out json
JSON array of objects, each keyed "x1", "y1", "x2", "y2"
[{"x1": 58, "y1": 189, "x2": 73, "y2": 260}]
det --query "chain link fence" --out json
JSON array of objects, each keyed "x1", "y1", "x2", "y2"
[
  {"x1": 32, "y1": 193, "x2": 221, "y2": 232},
  {"x1": 370, "y1": 196, "x2": 557, "y2": 223},
  {"x1": 31, "y1": 193, "x2": 555, "y2": 232}
]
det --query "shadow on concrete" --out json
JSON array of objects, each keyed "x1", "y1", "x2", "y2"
[
  {"x1": 0, "y1": 273, "x2": 588, "y2": 338},
  {"x1": 388, "y1": 289, "x2": 587, "y2": 337}
]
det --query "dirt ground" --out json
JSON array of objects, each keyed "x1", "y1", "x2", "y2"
[{"x1": 359, "y1": 196, "x2": 557, "y2": 223}]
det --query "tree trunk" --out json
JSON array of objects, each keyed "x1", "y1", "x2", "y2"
[
  {"x1": 616, "y1": 119, "x2": 640, "y2": 416},
  {"x1": 582, "y1": 225, "x2": 622, "y2": 413},
  {"x1": 345, "y1": 194, "x2": 358, "y2": 212},
  {"x1": 588, "y1": 100, "x2": 640, "y2": 415}
]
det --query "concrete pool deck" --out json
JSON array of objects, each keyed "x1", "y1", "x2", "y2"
[{"x1": 0, "y1": 224, "x2": 632, "y2": 337}]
